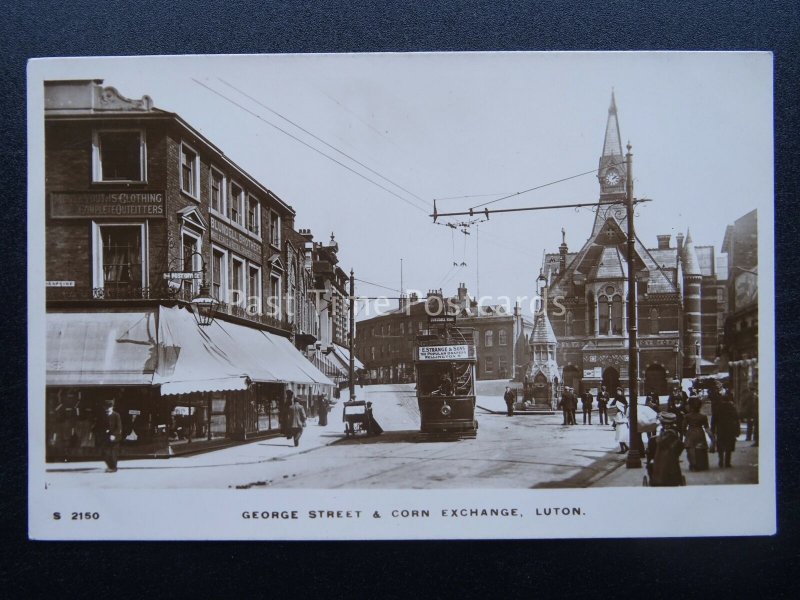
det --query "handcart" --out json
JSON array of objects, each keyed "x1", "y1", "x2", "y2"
[{"x1": 342, "y1": 401, "x2": 368, "y2": 437}]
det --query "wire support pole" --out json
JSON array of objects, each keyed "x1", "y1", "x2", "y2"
[
  {"x1": 625, "y1": 143, "x2": 642, "y2": 469},
  {"x1": 431, "y1": 198, "x2": 651, "y2": 220}
]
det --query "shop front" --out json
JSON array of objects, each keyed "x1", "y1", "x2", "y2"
[{"x1": 45, "y1": 305, "x2": 333, "y2": 461}]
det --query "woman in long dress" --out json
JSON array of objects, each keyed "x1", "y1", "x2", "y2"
[
  {"x1": 684, "y1": 396, "x2": 712, "y2": 471},
  {"x1": 613, "y1": 404, "x2": 630, "y2": 454}
]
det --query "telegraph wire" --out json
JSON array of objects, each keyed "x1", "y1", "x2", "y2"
[
  {"x1": 191, "y1": 78, "x2": 429, "y2": 215},
  {"x1": 219, "y1": 78, "x2": 432, "y2": 211},
  {"x1": 353, "y1": 277, "x2": 401, "y2": 293}
]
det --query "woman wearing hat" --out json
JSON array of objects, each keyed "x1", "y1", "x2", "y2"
[
  {"x1": 684, "y1": 396, "x2": 713, "y2": 471},
  {"x1": 612, "y1": 402, "x2": 630, "y2": 454},
  {"x1": 646, "y1": 411, "x2": 684, "y2": 486},
  {"x1": 715, "y1": 393, "x2": 740, "y2": 468}
]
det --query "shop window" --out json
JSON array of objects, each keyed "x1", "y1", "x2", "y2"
[
  {"x1": 93, "y1": 223, "x2": 145, "y2": 291},
  {"x1": 211, "y1": 247, "x2": 227, "y2": 301},
  {"x1": 485, "y1": 356, "x2": 494, "y2": 374},
  {"x1": 210, "y1": 168, "x2": 225, "y2": 214},
  {"x1": 499, "y1": 329, "x2": 508, "y2": 346},
  {"x1": 248, "y1": 196, "x2": 260, "y2": 235},
  {"x1": 180, "y1": 143, "x2": 199, "y2": 198},
  {"x1": 485, "y1": 330, "x2": 493, "y2": 347},
  {"x1": 230, "y1": 183, "x2": 244, "y2": 225},
  {"x1": 270, "y1": 211, "x2": 281, "y2": 247},
  {"x1": 498, "y1": 357, "x2": 508, "y2": 378},
  {"x1": 93, "y1": 130, "x2": 146, "y2": 182}
]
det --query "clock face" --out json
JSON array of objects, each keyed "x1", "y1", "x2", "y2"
[{"x1": 604, "y1": 170, "x2": 621, "y2": 186}]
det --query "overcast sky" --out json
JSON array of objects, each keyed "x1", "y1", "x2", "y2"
[{"x1": 32, "y1": 52, "x2": 772, "y2": 317}]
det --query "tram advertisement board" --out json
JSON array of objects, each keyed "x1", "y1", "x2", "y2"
[{"x1": 417, "y1": 344, "x2": 474, "y2": 361}]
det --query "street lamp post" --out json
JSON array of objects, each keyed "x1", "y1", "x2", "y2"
[
  {"x1": 189, "y1": 251, "x2": 218, "y2": 327},
  {"x1": 349, "y1": 269, "x2": 356, "y2": 402},
  {"x1": 625, "y1": 143, "x2": 642, "y2": 469}
]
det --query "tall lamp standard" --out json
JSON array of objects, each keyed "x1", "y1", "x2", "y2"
[{"x1": 625, "y1": 142, "x2": 643, "y2": 469}]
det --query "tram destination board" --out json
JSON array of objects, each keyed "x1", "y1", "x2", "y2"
[{"x1": 416, "y1": 344, "x2": 475, "y2": 361}]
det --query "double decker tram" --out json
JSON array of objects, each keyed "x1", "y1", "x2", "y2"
[{"x1": 414, "y1": 318, "x2": 478, "y2": 439}]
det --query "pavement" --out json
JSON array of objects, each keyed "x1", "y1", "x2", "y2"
[{"x1": 44, "y1": 384, "x2": 760, "y2": 489}]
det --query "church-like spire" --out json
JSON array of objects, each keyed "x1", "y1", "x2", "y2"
[
  {"x1": 682, "y1": 229, "x2": 701, "y2": 276},
  {"x1": 601, "y1": 89, "x2": 623, "y2": 158}
]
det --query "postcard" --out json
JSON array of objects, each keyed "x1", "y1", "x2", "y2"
[{"x1": 28, "y1": 52, "x2": 774, "y2": 539}]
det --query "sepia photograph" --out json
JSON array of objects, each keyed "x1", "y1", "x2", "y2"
[{"x1": 27, "y1": 52, "x2": 774, "y2": 539}]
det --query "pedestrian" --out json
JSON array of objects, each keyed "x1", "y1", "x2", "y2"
[
  {"x1": 645, "y1": 390, "x2": 660, "y2": 414},
  {"x1": 365, "y1": 401, "x2": 384, "y2": 436},
  {"x1": 567, "y1": 388, "x2": 578, "y2": 425},
  {"x1": 667, "y1": 385, "x2": 688, "y2": 438},
  {"x1": 281, "y1": 389, "x2": 296, "y2": 439},
  {"x1": 597, "y1": 385, "x2": 610, "y2": 425},
  {"x1": 613, "y1": 402, "x2": 629, "y2": 454},
  {"x1": 684, "y1": 396, "x2": 713, "y2": 471},
  {"x1": 318, "y1": 394, "x2": 329, "y2": 426},
  {"x1": 646, "y1": 412, "x2": 684, "y2": 486},
  {"x1": 611, "y1": 387, "x2": 628, "y2": 411},
  {"x1": 715, "y1": 392, "x2": 740, "y2": 468},
  {"x1": 559, "y1": 387, "x2": 569, "y2": 425},
  {"x1": 287, "y1": 394, "x2": 307, "y2": 447},
  {"x1": 742, "y1": 385, "x2": 757, "y2": 443},
  {"x1": 504, "y1": 386, "x2": 515, "y2": 416},
  {"x1": 96, "y1": 399, "x2": 122, "y2": 473},
  {"x1": 581, "y1": 388, "x2": 593, "y2": 425}
]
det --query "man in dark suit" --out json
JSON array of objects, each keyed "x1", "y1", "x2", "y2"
[
  {"x1": 581, "y1": 389, "x2": 594, "y2": 424},
  {"x1": 98, "y1": 399, "x2": 122, "y2": 472},
  {"x1": 288, "y1": 395, "x2": 307, "y2": 447},
  {"x1": 597, "y1": 385, "x2": 610, "y2": 425},
  {"x1": 503, "y1": 386, "x2": 515, "y2": 416}
]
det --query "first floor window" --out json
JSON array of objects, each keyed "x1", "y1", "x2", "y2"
[
  {"x1": 485, "y1": 330, "x2": 494, "y2": 347},
  {"x1": 269, "y1": 274, "x2": 281, "y2": 317},
  {"x1": 182, "y1": 233, "x2": 201, "y2": 296},
  {"x1": 96, "y1": 224, "x2": 144, "y2": 290},
  {"x1": 211, "y1": 248, "x2": 226, "y2": 300},
  {"x1": 248, "y1": 265, "x2": 262, "y2": 314},
  {"x1": 485, "y1": 356, "x2": 494, "y2": 373},
  {"x1": 231, "y1": 257, "x2": 245, "y2": 307},
  {"x1": 499, "y1": 329, "x2": 508, "y2": 346}
]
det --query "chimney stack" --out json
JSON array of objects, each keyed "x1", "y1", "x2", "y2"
[
  {"x1": 676, "y1": 232, "x2": 685, "y2": 254},
  {"x1": 657, "y1": 234, "x2": 671, "y2": 250}
]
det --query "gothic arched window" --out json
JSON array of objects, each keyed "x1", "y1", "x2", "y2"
[
  {"x1": 598, "y1": 295, "x2": 609, "y2": 334},
  {"x1": 611, "y1": 296, "x2": 623, "y2": 334}
]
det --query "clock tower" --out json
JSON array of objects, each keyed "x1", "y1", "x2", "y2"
[{"x1": 592, "y1": 91, "x2": 628, "y2": 234}]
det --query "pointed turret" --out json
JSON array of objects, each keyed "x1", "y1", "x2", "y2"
[
  {"x1": 601, "y1": 90, "x2": 623, "y2": 158},
  {"x1": 682, "y1": 229, "x2": 702, "y2": 276}
]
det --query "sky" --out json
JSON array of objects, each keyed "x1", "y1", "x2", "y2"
[{"x1": 31, "y1": 52, "x2": 772, "y2": 318}]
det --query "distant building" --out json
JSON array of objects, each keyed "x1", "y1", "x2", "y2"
[
  {"x1": 541, "y1": 92, "x2": 727, "y2": 396},
  {"x1": 356, "y1": 283, "x2": 532, "y2": 383},
  {"x1": 720, "y1": 210, "x2": 758, "y2": 410}
]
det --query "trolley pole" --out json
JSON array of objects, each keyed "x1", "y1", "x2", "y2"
[
  {"x1": 625, "y1": 143, "x2": 642, "y2": 469},
  {"x1": 349, "y1": 268, "x2": 356, "y2": 401}
]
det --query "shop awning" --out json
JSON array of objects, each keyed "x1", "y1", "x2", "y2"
[
  {"x1": 332, "y1": 343, "x2": 364, "y2": 372},
  {"x1": 153, "y1": 306, "x2": 251, "y2": 395},
  {"x1": 47, "y1": 310, "x2": 158, "y2": 386},
  {"x1": 154, "y1": 306, "x2": 333, "y2": 395}
]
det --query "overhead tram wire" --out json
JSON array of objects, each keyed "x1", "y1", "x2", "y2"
[
  {"x1": 191, "y1": 79, "x2": 429, "y2": 215},
  {"x1": 467, "y1": 159, "x2": 629, "y2": 210},
  {"x1": 219, "y1": 78, "x2": 432, "y2": 211}
]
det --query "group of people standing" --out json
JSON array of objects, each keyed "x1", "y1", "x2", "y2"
[{"x1": 558, "y1": 385, "x2": 618, "y2": 428}]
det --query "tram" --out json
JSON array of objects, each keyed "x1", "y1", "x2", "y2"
[{"x1": 414, "y1": 318, "x2": 478, "y2": 439}]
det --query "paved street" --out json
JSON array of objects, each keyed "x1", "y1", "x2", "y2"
[{"x1": 44, "y1": 384, "x2": 758, "y2": 490}]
